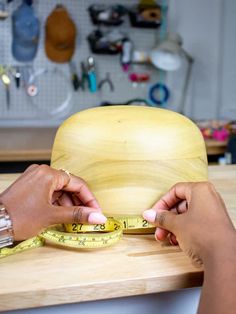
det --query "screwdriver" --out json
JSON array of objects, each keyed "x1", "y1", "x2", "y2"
[
  {"x1": 14, "y1": 67, "x2": 21, "y2": 88},
  {"x1": 87, "y1": 56, "x2": 97, "y2": 93},
  {"x1": 69, "y1": 61, "x2": 80, "y2": 91},
  {"x1": 80, "y1": 61, "x2": 87, "y2": 91}
]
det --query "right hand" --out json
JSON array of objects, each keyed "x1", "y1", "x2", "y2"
[{"x1": 143, "y1": 182, "x2": 236, "y2": 266}]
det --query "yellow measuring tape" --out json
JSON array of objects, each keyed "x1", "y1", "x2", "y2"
[{"x1": 0, "y1": 216, "x2": 154, "y2": 259}]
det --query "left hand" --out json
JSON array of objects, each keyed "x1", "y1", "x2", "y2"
[
  {"x1": 0, "y1": 164, "x2": 106, "y2": 241},
  {"x1": 142, "y1": 182, "x2": 235, "y2": 266}
]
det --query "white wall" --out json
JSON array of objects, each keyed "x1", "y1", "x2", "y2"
[
  {"x1": 167, "y1": 0, "x2": 234, "y2": 120},
  {"x1": 219, "y1": 0, "x2": 236, "y2": 119}
]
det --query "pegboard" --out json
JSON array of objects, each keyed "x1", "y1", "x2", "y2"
[{"x1": 0, "y1": 0, "x2": 163, "y2": 126}]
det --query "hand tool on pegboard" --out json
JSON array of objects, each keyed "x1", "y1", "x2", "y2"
[
  {"x1": 0, "y1": 66, "x2": 11, "y2": 110},
  {"x1": 69, "y1": 61, "x2": 81, "y2": 91}
]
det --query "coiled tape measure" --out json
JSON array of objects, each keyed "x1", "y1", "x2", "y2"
[{"x1": 0, "y1": 216, "x2": 155, "y2": 259}]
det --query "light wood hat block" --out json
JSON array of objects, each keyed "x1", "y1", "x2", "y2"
[{"x1": 51, "y1": 106, "x2": 208, "y2": 218}]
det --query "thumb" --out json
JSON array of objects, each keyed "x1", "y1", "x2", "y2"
[
  {"x1": 143, "y1": 209, "x2": 177, "y2": 233},
  {"x1": 51, "y1": 205, "x2": 107, "y2": 225}
]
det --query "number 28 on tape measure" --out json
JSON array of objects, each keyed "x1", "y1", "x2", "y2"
[{"x1": 65, "y1": 215, "x2": 154, "y2": 234}]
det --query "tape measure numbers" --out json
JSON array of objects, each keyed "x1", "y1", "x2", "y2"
[
  {"x1": 107, "y1": 215, "x2": 155, "y2": 234},
  {"x1": 44, "y1": 219, "x2": 123, "y2": 249},
  {"x1": 0, "y1": 216, "x2": 155, "y2": 259},
  {"x1": 65, "y1": 215, "x2": 154, "y2": 233}
]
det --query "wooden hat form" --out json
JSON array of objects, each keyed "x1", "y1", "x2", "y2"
[{"x1": 51, "y1": 106, "x2": 208, "y2": 218}]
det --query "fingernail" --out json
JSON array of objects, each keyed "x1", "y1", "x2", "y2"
[
  {"x1": 143, "y1": 209, "x2": 156, "y2": 223},
  {"x1": 88, "y1": 212, "x2": 107, "y2": 224}
]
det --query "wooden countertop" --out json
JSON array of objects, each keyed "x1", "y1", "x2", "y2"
[
  {"x1": 0, "y1": 128, "x2": 57, "y2": 161},
  {"x1": 205, "y1": 139, "x2": 227, "y2": 156},
  {"x1": 0, "y1": 165, "x2": 236, "y2": 311}
]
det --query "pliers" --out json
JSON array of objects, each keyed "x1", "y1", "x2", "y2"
[{"x1": 98, "y1": 72, "x2": 114, "y2": 92}]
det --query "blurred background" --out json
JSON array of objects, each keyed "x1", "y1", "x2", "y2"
[{"x1": 0, "y1": 0, "x2": 235, "y2": 171}]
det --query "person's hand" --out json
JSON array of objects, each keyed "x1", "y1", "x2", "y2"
[
  {"x1": 143, "y1": 182, "x2": 236, "y2": 266},
  {"x1": 0, "y1": 164, "x2": 106, "y2": 241}
]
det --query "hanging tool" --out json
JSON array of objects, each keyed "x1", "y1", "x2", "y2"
[
  {"x1": 80, "y1": 61, "x2": 87, "y2": 91},
  {"x1": 87, "y1": 56, "x2": 97, "y2": 93},
  {"x1": 98, "y1": 72, "x2": 114, "y2": 92},
  {"x1": 121, "y1": 38, "x2": 133, "y2": 72},
  {"x1": 1, "y1": 71, "x2": 11, "y2": 110},
  {"x1": 14, "y1": 67, "x2": 21, "y2": 88},
  {"x1": 69, "y1": 61, "x2": 80, "y2": 91}
]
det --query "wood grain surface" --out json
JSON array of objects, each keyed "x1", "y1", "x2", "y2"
[
  {"x1": 51, "y1": 106, "x2": 208, "y2": 218},
  {"x1": 0, "y1": 165, "x2": 235, "y2": 311}
]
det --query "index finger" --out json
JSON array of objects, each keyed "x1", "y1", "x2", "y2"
[
  {"x1": 63, "y1": 174, "x2": 101, "y2": 209},
  {"x1": 152, "y1": 182, "x2": 193, "y2": 211}
]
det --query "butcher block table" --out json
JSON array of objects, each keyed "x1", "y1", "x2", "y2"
[{"x1": 0, "y1": 165, "x2": 235, "y2": 312}]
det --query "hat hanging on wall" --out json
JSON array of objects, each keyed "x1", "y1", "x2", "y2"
[
  {"x1": 45, "y1": 5, "x2": 77, "y2": 63},
  {"x1": 12, "y1": 2, "x2": 40, "y2": 62}
]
